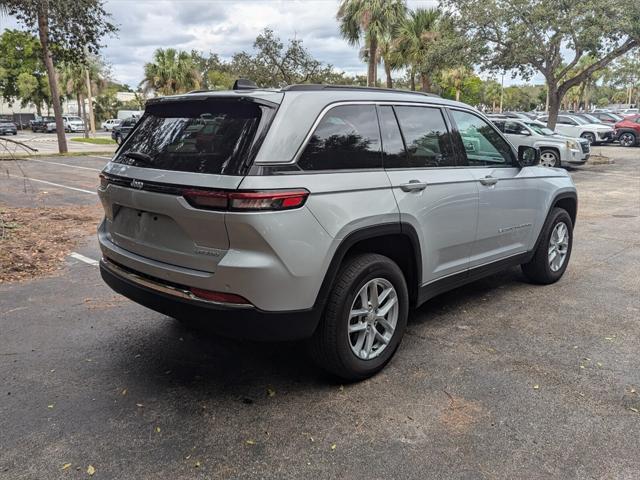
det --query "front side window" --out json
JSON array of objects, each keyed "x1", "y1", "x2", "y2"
[
  {"x1": 393, "y1": 106, "x2": 455, "y2": 168},
  {"x1": 450, "y1": 109, "x2": 515, "y2": 167},
  {"x1": 298, "y1": 104, "x2": 382, "y2": 170},
  {"x1": 503, "y1": 121, "x2": 528, "y2": 135}
]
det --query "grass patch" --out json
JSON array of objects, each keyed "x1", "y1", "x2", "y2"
[{"x1": 70, "y1": 137, "x2": 116, "y2": 145}]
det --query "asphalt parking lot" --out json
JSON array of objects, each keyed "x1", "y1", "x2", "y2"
[
  {"x1": 1, "y1": 148, "x2": 639, "y2": 479},
  {"x1": 1, "y1": 130, "x2": 116, "y2": 156}
]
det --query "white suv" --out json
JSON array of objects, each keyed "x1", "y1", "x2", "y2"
[
  {"x1": 538, "y1": 114, "x2": 614, "y2": 145},
  {"x1": 46, "y1": 115, "x2": 85, "y2": 133},
  {"x1": 98, "y1": 84, "x2": 577, "y2": 380},
  {"x1": 492, "y1": 118, "x2": 589, "y2": 167}
]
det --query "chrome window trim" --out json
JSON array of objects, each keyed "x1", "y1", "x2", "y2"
[{"x1": 260, "y1": 100, "x2": 456, "y2": 166}]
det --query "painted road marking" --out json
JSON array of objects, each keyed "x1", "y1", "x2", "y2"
[
  {"x1": 10, "y1": 175, "x2": 97, "y2": 195},
  {"x1": 92, "y1": 155, "x2": 113, "y2": 160},
  {"x1": 70, "y1": 252, "x2": 99, "y2": 266},
  {"x1": 25, "y1": 158, "x2": 102, "y2": 172}
]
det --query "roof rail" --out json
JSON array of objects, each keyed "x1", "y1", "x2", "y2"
[{"x1": 281, "y1": 84, "x2": 440, "y2": 98}]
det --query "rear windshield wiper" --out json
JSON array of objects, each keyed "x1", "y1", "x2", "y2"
[{"x1": 123, "y1": 151, "x2": 153, "y2": 165}]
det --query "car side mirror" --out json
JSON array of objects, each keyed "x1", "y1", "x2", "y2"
[{"x1": 518, "y1": 146, "x2": 539, "y2": 167}]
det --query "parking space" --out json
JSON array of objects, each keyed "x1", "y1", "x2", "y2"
[
  {"x1": 1, "y1": 131, "x2": 116, "y2": 156},
  {"x1": 0, "y1": 149, "x2": 639, "y2": 479}
]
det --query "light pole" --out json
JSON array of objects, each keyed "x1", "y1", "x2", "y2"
[{"x1": 499, "y1": 73, "x2": 505, "y2": 113}]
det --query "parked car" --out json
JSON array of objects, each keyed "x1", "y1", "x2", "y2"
[
  {"x1": 111, "y1": 117, "x2": 137, "y2": 144},
  {"x1": 590, "y1": 112, "x2": 624, "y2": 125},
  {"x1": 565, "y1": 112, "x2": 607, "y2": 125},
  {"x1": 101, "y1": 119, "x2": 122, "y2": 131},
  {"x1": 537, "y1": 114, "x2": 615, "y2": 144},
  {"x1": 620, "y1": 108, "x2": 639, "y2": 117},
  {"x1": 30, "y1": 116, "x2": 55, "y2": 133},
  {"x1": 492, "y1": 118, "x2": 589, "y2": 167},
  {"x1": 46, "y1": 115, "x2": 85, "y2": 133},
  {"x1": 614, "y1": 114, "x2": 640, "y2": 147},
  {"x1": 0, "y1": 120, "x2": 18, "y2": 136},
  {"x1": 98, "y1": 83, "x2": 577, "y2": 380}
]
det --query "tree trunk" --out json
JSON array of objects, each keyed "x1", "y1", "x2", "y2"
[
  {"x1": 455, "y1": 88, "x2": 461, "y2": 102},
  {"x1": 37, "y1": 3, "x2": 67, "y2": 154},
  {"x1": 420, "y1": 72, "x2": 431, "y2": 93},
  {"x1": 384, "y1": 61, "x2": 392, "y2": 89},
  {"x1": 492, "y1": 100, "x2": 496, "y2": 112},
  {"x1": 547, "y1": 87, "x2": 561, "y2": 130},
  {"x1": 76, "y1": 93, "x2": 82, "y2": 118},
  {"x1": 85, "y1": 68, "x2": 96, "y2": 134},
  {"x1": 410, "y1": 69, "x2": 416, "y2": 91},
  {"x1": 81, "y1": 94, "x2": 89, "y2": 139},
  {"x1": 368, "y1": 36, "x2": 378, "y2": 87}
]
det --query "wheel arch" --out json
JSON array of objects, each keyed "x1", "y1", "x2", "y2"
[
  {"x1": 531, "y1": 191, "x2": 578, "y2": 255},
  {"x1": 313, "y1": 223, "x2": 423, "y2": 312},
  {"x1": 539, "y1": 146, "x2": 562, "y2": 164}
]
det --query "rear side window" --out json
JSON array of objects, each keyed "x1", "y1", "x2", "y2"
[
  {"x1": 297, "y1": 104, "x2": 382, "y2": 170},
  {"x1": 112, "y1": 100, "x2": 272, "y2": 175},
  {"x1": 393, "y1": 106, "x2": 455, "y2": 168}
]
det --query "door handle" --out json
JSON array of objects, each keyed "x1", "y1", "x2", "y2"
[
  {"x1": 479, "y1": 175, "x2": 499, "y2": 186},
  {"x1": 400, "y1": 180, "x2": 428, "y2": 192}
]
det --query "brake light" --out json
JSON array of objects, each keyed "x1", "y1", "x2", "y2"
[
  {"x1": 183, "y1": 189, "x2": 309, "y2": 211},
  {"x1": 189, "y1": 288, "x2": 251, "y2": 305}
]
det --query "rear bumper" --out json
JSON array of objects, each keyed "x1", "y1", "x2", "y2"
[{"x1": 100, "y1": 258, "x2": 321, "y2": 341}]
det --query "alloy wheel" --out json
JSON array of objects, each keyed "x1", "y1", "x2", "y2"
[
  {"x1": 347, "y1": 278, "x2": 398, "y2": 360},
  {"x1": 619, "y1": 133, "x2": 636, "y2": 147},
  {"x1": 540, "y1": 151, "x2": 558, "y2": 167},
  {"x1": 548, "y1": 222, "x2": 569, "y2": 272}
]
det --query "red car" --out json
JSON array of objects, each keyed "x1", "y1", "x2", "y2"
[{"x1": 615, "y1": 114, "x2": 640, "y2": 147}]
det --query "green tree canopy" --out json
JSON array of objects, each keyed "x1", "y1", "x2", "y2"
[{"x1": 442, "y1": 0, "x2": 640, "y2": 127}]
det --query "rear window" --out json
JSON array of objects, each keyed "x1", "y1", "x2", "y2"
[{"x1": 112, "y1": 100, "x2": 272, "y2": 175}]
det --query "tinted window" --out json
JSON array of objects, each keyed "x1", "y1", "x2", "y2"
[
  {"x1": 503, "y1": 121, "x2": 528, "y2": 135},
  {"x1": 557, "y1": 116, "x2": 575, "y2": 125},
  {"x1": 450, "y1": 109, "x2": 515, "y2": 166},
  {"x1": 394, "y1": 106, "x2": 455, "y2": 167},
  {"x1": 378, "y1": 106, "x2": 408, "y2": 167},
  {"x1": 112, "y1": 100, "x2": 271, "y2": 175},
  {"x1": 493, "y1": 120, "x2": 506, "y2": 132},
  {"x1": 298, "y1": 105, "x2": 381, "y2": 170}
]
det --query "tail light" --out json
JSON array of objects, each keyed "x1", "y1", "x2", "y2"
[{"x1": 183, "y1": 189, "x2": 309, "y2": 212}]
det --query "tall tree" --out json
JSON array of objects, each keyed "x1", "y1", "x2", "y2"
[
  {"x1": 337, "y1": 0, "x2": 407, "y2": 87},
  {"x1": 396, "y1": 8, "x2": 440, "y2": 92},
  {"x1": 141, "y1": 48, "x2": 201, "y2": 96},
  {"x1": 1, "y1": 0, "x2": 116, "y2": 153},
  {"x1": 0, "y1": 29, "x2": 50, "y2": 114},
  {"x1": 439, "y1": 66, "x2": 473, "y2": 101},
  {"x1": 443, "y1": 0, "x2": 640, "y2": 128}
]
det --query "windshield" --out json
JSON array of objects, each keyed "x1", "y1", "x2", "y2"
[
  {"x1": 569, "y1": 116, "x2": 588, "y2": 125},
  {"x1": 525, "y1": 122, "x2": 555, "y2": 136},
  {"x1": 68, "y1": 117, "x2": 82, "y2": 122},
  {"x1": 112, "y1": 100, "x2": 273, "y2": 175},
  {"x1": 579, "y1": 114, "x2": 600, "y2": 123}
]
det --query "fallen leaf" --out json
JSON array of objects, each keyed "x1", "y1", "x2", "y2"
[
  {"x1": 533, "y1": 385, "x2": 539, "y2": 390},
  {"x1": 87, "y1": 465, "x2": 96, "y2": 476},
  {"x1": 246, "y1": 439, "x2": 255, "y2": 445},
  {"x1": 631, "y1": 389, "x2": 637, "y2": 394},
  {"x1": 580, "y1": 365, "x2": 585, "y2": 369},
  {"x1": 48, "y1": 404, "x2": 54, "y2": 409},
  {"x1": 50, "y1": 369, "x2": 56, "y2": 373},
  {"x1": 195, "y1": 461, "x2": 201, "y2": 468},
  {"x1": 121, "y1": 389, "x2": 127, "y2": 396},
  {"x1": 61, "y1": 463, "x2": 72, "y2": 470},
  {"x1": 136, "y1": 403, "x2": 144, "y2": 407},
  {"x1": 596, "y1": 362, "x2": 602, "y2": 367},
  {"x1": 330, "y1": 443, "x2": 337, "y2": 450},
  {"x1": 604, "y1": 337, "x2": 614, "y2": 341},
  {"x1": 155, "y1": 426, "x2": 161, "y2": 433},
  {"x1": 266, "y1": 387, "x2": 276, "y2": 397},
  {"x1": 185, "y1": 455, "x2": 191, "y2": 460},
  {"x1": 630, "y1": 407, "x2": 639, "y2": 413}
]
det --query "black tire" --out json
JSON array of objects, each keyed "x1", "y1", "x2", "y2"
[
  {"x1": 581, "y1": 132, "x2": 596, "y2": 145},
  {"x1": 618, "y1": 131, "x2": 637, "y2": 148},
  {"x1": 540, "y1": 149, "x2": 561, "y2": 168},
  {"x1": 522, "y1": 208, "x2": 573, "y2": 284},
  {"x1": 308, "y1": 253, "x2": 409, "y2": 381}
]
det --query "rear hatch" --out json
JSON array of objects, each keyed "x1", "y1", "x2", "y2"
[{"x1": 99, "y1": 96, "x2": 276, "y2": 273}]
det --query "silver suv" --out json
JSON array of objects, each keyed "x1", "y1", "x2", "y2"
[{"x1": 98, "y1": 84, "x2": 577, "y2": 380}]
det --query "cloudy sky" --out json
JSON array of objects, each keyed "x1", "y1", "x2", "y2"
[{"x1": 0, "y1": 0, "x2": 542, "y2": 88}]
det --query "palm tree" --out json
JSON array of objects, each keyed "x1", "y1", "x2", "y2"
[
  {"x1": 377, "y1": 34, "x2": 403, "y2": 88},
  {"x1": 396, "y1": 7, "x2": 440, "y2": 93},
  {"x1": 483, "y1": 79, "x2": 502, "y2": 112},
  {"x1": 337, "y1": 0, "x2": 407, "y2": 87},
  {"x1": 440, "y1": 66, "x2": 473, "y2": 102},
  {"x1": 141, "y1": 48, "x2": 201, "y2": 96}
]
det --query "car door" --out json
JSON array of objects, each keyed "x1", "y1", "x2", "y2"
[
  {"x1": 380, "y1": 105, "x2": 479, "y2": 284},
  {"x1": 448, "y1": 108, "x2": 546, "y2": 267},
  {"x1": 552, "y1": 115, "x2": 580, "y2": 137}
]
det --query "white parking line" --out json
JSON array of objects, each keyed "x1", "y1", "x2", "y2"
[
  {"x1": 92, "y1": 155, "x2": 113, "y2": 160},
  {"x1": 25, "y1": 158, "x2": 102, "y2": 172},
  {"x1": 10, "y1": 175, "x2": 97, "y2": 195},
  {"x1": 70, "y1": 252, "x2": 99, "y2": 266}
]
